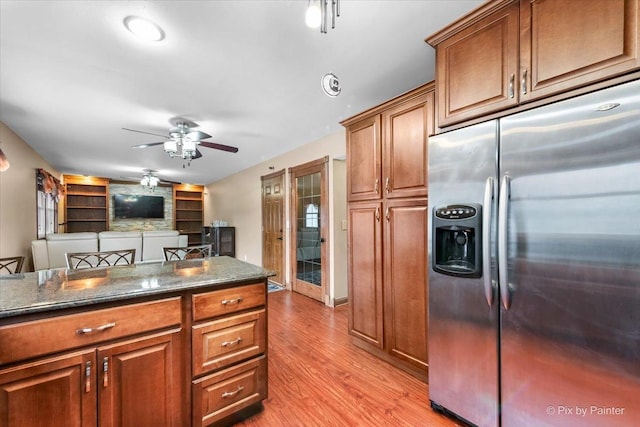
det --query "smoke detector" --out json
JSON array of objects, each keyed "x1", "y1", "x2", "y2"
[{"x1": 321, "y1": 73, "x2": 341, "y2": 97}]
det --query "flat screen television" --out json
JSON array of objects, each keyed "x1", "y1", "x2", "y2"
[{"x1": 113, "y1": 194, "x2": 164, "y2": 219}]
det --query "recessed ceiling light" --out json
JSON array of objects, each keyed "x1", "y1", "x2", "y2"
[{"x1": 123, "y1": 16, "x2": 165, "y2": 42}]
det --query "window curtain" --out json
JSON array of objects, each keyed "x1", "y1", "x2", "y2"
[{"x1": 36, "y1": 168, "x2": 63, "y2": 238}]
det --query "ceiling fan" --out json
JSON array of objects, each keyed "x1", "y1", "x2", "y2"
[
  {"x1": 120, "y1": 169, "x2": 181, "y2": 191},
  {"x1": 124, "y1": 121, "x2": 238, "y2": 166}
]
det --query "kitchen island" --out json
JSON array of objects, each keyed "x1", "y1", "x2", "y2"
[{"x1": 0, "y1": 256, "x2": 272, "y2": 427}]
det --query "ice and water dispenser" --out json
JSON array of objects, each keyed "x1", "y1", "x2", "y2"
[{"x1": 432, "y1": 204, "x2": 482, "y2": 278}]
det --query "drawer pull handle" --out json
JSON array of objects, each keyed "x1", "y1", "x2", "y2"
[
  {"x1": 221, "y1": 386, "x2": 244, "y2": 399},
  {"x1": 221, "y1": 337, "x2": 243, "y2": 347},
  {"x1": 221, "y1": 298, "x2": 243, "y2": 306},
  {"x1": 76, "y1": 322, "x2": 116, "y2": 335}
]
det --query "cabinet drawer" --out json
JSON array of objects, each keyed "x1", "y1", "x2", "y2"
[
  {"x1": 192, "y1": 356, "x2": 266, "y2": 427},
  {"x1": 0, "y1": 297, "x2": 181, "y2": 365},
  {"x1": 192, "y1": 309, "x2": 266, "y2": 376},
  {"x1": 192, "y1": 283, "x2": 265, "y2": 321}
]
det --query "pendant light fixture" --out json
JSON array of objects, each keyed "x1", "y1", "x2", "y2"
[
  {"x1": 306, "y1": 0, "x2": 340, "y2": 34},
  {"x1": 140, "y1": 170, "x2": 160, "y2": 191}
]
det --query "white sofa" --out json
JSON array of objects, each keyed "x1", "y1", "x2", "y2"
[
  {"x1": 32, "y1": 230, "x2": 188, "y2": 270},
  {"x1": 99, "y1": 231, "x2": 143, "y2": 263}
]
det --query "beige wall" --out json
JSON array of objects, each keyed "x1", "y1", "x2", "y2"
[
  {"x1": 331, "y1": 159, "x2": 348, "y2": 303},
  {"x1": 205, "y1": 131, "x2": 347, "y2": 304},
  {"x1": 0, "y1": 122, "x2": 61, "y2": 271}
]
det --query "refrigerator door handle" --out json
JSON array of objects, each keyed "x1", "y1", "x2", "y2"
[
  {"x1": 482, "y1": 177, "x2": 494, "y2": 307},
  {"x1": 498, "y1": 175, "x2": 512, "y2": 310}
]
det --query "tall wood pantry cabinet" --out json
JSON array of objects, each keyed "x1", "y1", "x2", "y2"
[
  {"x1": 427, "y1": 0, "x2": 640, "y2": 127},
  {"x1": 341, "y1": 82, "x2": 433, "y2": 380}
]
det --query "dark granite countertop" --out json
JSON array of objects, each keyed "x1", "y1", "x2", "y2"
[{"x1": 0, "y1": 256, "x2": 273, "y2": 319}]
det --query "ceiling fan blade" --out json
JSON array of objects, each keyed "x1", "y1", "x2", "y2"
[
  {"x1": 132, "y1": 141, "x2": 166, "y2": 149},
  {"x1": 159, "y1": 178, "x2": 183, "y2": 185},
  {"x1": 186, "y1": 130, "x2": 211, "y2": 141},
  {"x1": 122, "y1": 128, "x2": 169, "y2": 139},
  {"x1": 199, "y1": 141, "x2": 239, "y2": 153},
  {"x1": 193, "y1": 149, "x2": 203, "y2": 159}
]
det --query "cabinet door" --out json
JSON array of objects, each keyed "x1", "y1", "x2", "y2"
[
  {"x1": 98, "y1": 329, "x2": 182, "y2": 427},
  {"x1": 0, "y1": 350, "x2": 97, "y2": 427},
  {"x1": 346, "y1": 115, "x2": 382, "y2": 201},
  {"x1": 520, "y1": 0, "x2": 640, "y2": 101},
  {"x1": 383, "y1": 199, "x2": 429, "y2": 372},
  {"x1": 382, "y1": 92, "x2": 432, "y2": 199},
  {"x1": 435, "y1": 2, "x2": 520, "y2": 126},
  {"x1": 347, "y1": 202, "x2": 384, "y2": 348}
]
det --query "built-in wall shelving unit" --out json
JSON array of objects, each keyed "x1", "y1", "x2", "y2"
[
  {"x1": 173, "y1": 184, "x2": 204, "y2": 245},
  {"x1": 64, "y1": 175, "x2": 110, "y2": 233}
]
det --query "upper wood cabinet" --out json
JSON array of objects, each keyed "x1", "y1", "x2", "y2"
[
  {"x1": 427, "y1": 0, "x2": 640, "y2": 127},
  {"x1": 345, "y1": 115, "x2": 381, "y2": 202},
  {"x1": 342, "y1": 83, "x2": 434, "y2": 202}
]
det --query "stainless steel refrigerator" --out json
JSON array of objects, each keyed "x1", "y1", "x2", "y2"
[{"x1": 427, "y1": 79, "x2": 640, "y2": 427}]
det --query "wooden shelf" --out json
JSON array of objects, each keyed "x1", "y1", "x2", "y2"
[
  {"x1": 64, "y1": 175, "x2": 110, "y2": 233},
  {"x1": 173, "y1": 184, "x2": 204, "y2": 245}
]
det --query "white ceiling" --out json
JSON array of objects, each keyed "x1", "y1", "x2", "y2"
[{"x1": 0, "y1": 0, "x2": 482, "y2": 185}]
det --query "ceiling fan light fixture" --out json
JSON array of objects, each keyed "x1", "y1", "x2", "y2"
[
  {"x1": 305, "y1": 0, "x2": 321, "y2": 28},
  {"x1": 164, "y1": 140, "x2": 177, "y2": 156},
  {"x1": 123, "y1": 16, "x2": 165, "y2": 42},
  {"x1": 182, "y1": 139, "x2": 197, "y2": 159}
]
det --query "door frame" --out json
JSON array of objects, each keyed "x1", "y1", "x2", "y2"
[
  {"x1": 288, "y1": 156, "x2": 329, "y2": 303},
  {"x1": 261, "y1": 169, "x2": 286, "y2": 286}
]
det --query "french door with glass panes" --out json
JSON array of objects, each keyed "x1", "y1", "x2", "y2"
[{"x1": 288, "y1": 157, "x2": 328, "y2": 303}]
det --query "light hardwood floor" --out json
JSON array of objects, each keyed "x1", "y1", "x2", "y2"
[{"x1": 235, "y1": 290, "x2": 466, "y2": 427}]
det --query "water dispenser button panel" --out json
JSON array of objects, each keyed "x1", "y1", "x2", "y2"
[{"x1": 435, "y1": 205, "x2": 477, "y2": 220}]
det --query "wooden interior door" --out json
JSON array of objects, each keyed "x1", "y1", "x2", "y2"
[
  {"x1": 261, "y1": 170, "x2": 285, "y2": 285},
  {"x1": 289, "y1": 157, "x2": 328, "y2": 303}
]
